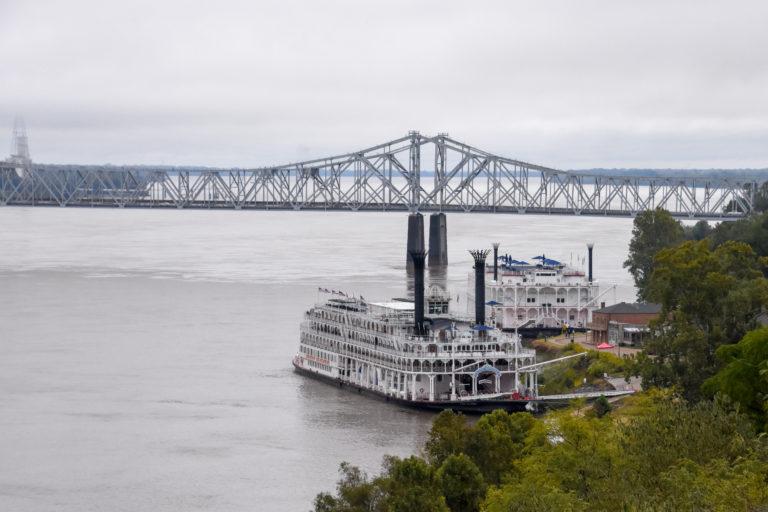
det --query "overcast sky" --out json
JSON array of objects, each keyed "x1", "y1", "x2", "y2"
[{"x1": 1, "y1": 0, "x2": 767, "y2": 169}]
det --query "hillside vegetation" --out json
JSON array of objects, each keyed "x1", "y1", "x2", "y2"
[
  {"x1": 314, "y1": 393, "x2": 768, "y2": 511},
  {"x1": 533, "y1": 342, "x2": 626, "y2": 395}
]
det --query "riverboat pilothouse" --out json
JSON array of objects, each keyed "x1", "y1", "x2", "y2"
[{"x1": 293, "y1": 249, "x2": 586, "y2": 413}]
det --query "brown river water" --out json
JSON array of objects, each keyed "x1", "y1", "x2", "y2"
[{"x1": 0, "y1": 207, "x2": 636, "y2": 511}]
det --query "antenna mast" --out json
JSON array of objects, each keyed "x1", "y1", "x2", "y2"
[{"x1": 10, "y1": 117, "x2": 31, "y2": 177}]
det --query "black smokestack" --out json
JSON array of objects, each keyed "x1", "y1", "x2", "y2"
[
  {"x1": 587, "y1": 243, "x2": 594, "y2": 283},
  {"x1": 492, "y1": 243, "x2": 500, "y2": 282},
  {"x1": 469, "y1": 249, "x2": 490, "y2": 326},
  {"x1": 406, "y1": 213, "x2": 424, "y2": 271},
  {"x1": 409, "y1": 250, "x2": 426, "y2": 335}
]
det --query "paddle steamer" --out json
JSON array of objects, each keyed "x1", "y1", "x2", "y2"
[
  {"x1": 292, "y1": 250, "x2": 579, "y2": 413},
  {"x1": 472, "y1": 244, "x2": 615, "y2": 335}
]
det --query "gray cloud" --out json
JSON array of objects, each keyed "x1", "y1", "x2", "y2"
[{"x1": 1, "y1": 0, "x2": 767, "y2": 168}]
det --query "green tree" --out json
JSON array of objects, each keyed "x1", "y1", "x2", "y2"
[
  {"x1": 482, "y1": 481, "x2": 587, "y2": 512},
  {"x1": 491, "y1": 412, "x2": 623, "y2": 510},
  {"x1": 313, "y1": 462, "x2": 380, "y2": 512},
  {"x1": 638, "y1": 240, "x2": 768, "y2": 399},
  {"x1": 425, "y1": 410, "x2": 536, "y2": 486},
  {"x1": 591, "y1": 395, "x2": 611, "y2": 418},
  {"x1": 709, "y1": 210, "x2": 768, "y2": 258},
  {"x1": 684, "y1": 219, "x2": 713, "y2": 241},
  {"x1": 464, "y1": 410, "x2": 536, "y2": 484},
  {"x1": 522, "y1": 415, "x2": 617, "y2": 504},
  {"x1": 616, "y1": 396, "x2": 757, "y2": 498},
  {"x1": 424, "y1": 410, "x2": 470, "y2": 466},
  {"x1": 378, "y1": 456, "x2": 449, "y2": 512},
  {"x1": 703, "y1": 327, "x2": 768, "y2": 431},
  {"x1": 623, "y1": 208, "x2": 685, "y2": 300},
  {"x1": 655, "y1": 457, "x2": 768, "y2": 512},
  {"x1": 436, "y1": 454, "x2": 485, "y2": 512},
  {"x1": 752, "y1": 181, "x2": 768, "y2": 213}
]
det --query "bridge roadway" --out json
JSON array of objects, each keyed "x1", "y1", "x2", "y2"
[{"x1": 0, "y1": 133, "x2": 755, "y2": 218}]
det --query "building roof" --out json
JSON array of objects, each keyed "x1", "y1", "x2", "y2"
[{"x1": 595, "y1": 302, "x2": 661, "y2": 315}]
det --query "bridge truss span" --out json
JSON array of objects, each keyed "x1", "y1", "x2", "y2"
[{"x1": 0, "y1": 132, "x2": 755, "y2": 218}]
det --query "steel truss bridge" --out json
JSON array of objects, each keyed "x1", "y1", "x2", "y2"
[{"x1": 0, "y1": 132, "x2": 755, "y2": 218}]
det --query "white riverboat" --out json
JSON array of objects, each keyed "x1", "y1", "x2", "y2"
[
  {"x1": 471, "y1": 244, "x2": 614, "y2": 332},
  {"x1": 292, "y1": 250, "x2": 585, "y2": 413}
]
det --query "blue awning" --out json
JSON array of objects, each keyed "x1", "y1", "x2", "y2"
[
  {"x1": 486, "y1": 300, "x2": 502, "y2": 306},
  {"x1": 473, "y1": 363, "x2": 501, "y2": 378},
  {"x1": 472, "y1": 325, "x2": 493, "y2": 331},
  {"x1": 532, "y1": 255, "x2": 561, "y2": 266}
]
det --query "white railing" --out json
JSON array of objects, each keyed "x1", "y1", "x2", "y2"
[{"x1": 538, "y1": 389, "x2": 635, "y2": 400}]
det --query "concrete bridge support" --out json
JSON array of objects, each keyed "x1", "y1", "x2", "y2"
[
  {"x1": 428, "y1": 213, "x2": 448, "y2": 266},
  {"x1": 406, "y1": 213, "x2": 424, "y2": 271}
]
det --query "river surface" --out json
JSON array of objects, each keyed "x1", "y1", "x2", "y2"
[{"x1": 0, "y1": 208, "x2": 636, "y2": 511}]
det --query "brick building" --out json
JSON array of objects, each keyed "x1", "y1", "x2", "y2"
[{"x1": 588, "y1": 302, "x2": 661, "y2": 345}]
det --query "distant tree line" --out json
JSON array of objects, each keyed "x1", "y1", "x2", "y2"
[{"x1": 573, "y1": 168, "x2": 768, "y2": 180}]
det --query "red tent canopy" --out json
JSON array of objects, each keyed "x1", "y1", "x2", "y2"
[{"x1": 596, "y1": 342, "x2": 615, "y2": 350}]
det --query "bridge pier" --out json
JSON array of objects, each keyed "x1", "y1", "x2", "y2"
[
  {"x1": 406, "y1": 213, "x2": 424, "y2": 271},
  {"x1": 428, "y1": 213, "x2": 448, "y2": 266}
]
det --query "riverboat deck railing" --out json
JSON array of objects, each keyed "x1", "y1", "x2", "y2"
[{"x1": 302, "y1": 325, "x2": 533, "y2": 369}]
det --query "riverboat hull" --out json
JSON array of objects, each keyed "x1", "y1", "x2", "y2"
[{"x1": 292, "y1": 361, "x2": 534, "y2": 414}]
